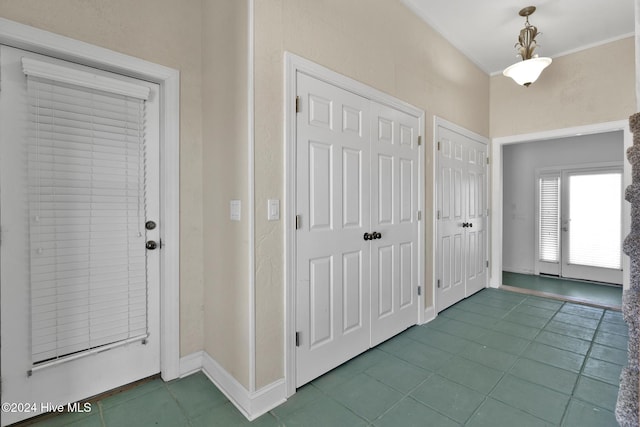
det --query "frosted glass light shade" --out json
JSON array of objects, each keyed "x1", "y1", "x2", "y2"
[{"x1": 503, "y1": 57, "x2": 552, "y2": 87}]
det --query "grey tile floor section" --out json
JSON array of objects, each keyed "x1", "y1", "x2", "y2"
[{"x1": 26, "y1": 289, "x2": 627, "y2": 426}]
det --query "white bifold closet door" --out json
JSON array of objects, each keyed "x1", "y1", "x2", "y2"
[
  {"x1": 0, "y1": 46, "x2": 160, "y2": 426},
  {"x1": 295, "y1": 72, "x2": 419, "y2": 387}
]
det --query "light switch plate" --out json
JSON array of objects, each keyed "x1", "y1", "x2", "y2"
[
  {"x1": 268, "y1": 199, "x2": 280, "y2": 221},
  {"x1": 230, "y1": 200, "x2": 241, "y2": 221}
]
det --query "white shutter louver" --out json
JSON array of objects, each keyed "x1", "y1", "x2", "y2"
[
  {"x1": 24, "y1": 58, "x2": 151, "y2": 365},
  {"x1": 539, "y1": 175, "x2": 560, "y2": 263}
]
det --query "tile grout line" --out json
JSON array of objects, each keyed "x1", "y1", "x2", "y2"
[
  {"x1": 163, "y1": 380, "x2": 194, "y2": 426},
  {"x1": 559, "y1": 306, "x2": 606, "y2": 426},
  {"x1": 98, "y1": 401, "x2": 106, "y2": 427},
  {"x1": 461, "y1": 294, "x2": 563, "y2": 426},
  {"x1": 457, "y1": 291, "x2": 532, "y2": 426}
]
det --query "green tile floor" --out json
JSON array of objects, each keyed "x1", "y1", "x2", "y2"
[
  {"x1": 502, "y1": 271, "x2": 623, "y2": 308},
  {"x1": 23, "y1": 289, "x2": 628, "y2": 427}
]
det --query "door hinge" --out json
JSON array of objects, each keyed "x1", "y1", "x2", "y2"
[
  {"x1": 418, "y1": 136, "x2": 422, "y2": 146},
  {"x1": 486, "y1": 260, "x2": 489, "y2": 268},
  {"x1": 417, "y1": 286, "x2": 422, "y2": 296},
  {"x1": 486, "y1": 156, "x2": 490, "y2": 165},
  {"x1": 295, "y1": 215, "x2": 302, "y2": 230},
  {"x1": 417, "y1": 210, "x2": 422, "y2": 221},
  {"x1": 437, "y1": 279, "x2": 441, "y2": 288},
  {"x1": 437, "y1": 141, "x2": 441, "y2": 151},
  {"x1": 437, "y1": 210, "x2": 440, "y2": 220},
  {"x1": 295, "y1": 96, "x2": 300, "y2": 113},
  {"x1": 295, "y1": 331, "x2": 301, "y2": 347}
]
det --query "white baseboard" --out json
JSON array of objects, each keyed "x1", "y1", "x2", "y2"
[
  {"x1": 201, "y1": 351, "x2": 286, "y2": 421},
  {"x1": 179, "y1": 351, "x2": 204, "y2": 378},
  {"x1": 420, "y1": 305, "x2": 436, "y2": 324}
]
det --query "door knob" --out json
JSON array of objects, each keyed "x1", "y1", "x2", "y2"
[
  {"x1": 146, "y1": 240, "x2": 158, "y2": 250},
  {"x1": 363, "y1": 232, "x2": 372, "y2": 241},
  {"x1": 462, "y1": 222, "x2": 468, "y2": 228},
  {"x1": 373, "y1": 231, "x2": 382, "y2": 239}
]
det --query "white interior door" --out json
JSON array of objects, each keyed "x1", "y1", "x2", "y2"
[
  {"x1": 561, "y1": 168, "x2": 623, "y2": 284},
  {"x1": 369, "y1": 102, "x2": 419, "y2": 347},
  {"x1": 295, "y1": 73, "x2": 420, "y2": 386},
  {"x1": 0, "y1": 46, "x2": 160, "y2": 426},
  {"x1": 436, "y1": 124, "x2": 488, "y2": 312},
  {"x1": 295, "y1": 72, "x2": 371, "y2": 387},
  {"x1": 464, "y1": 140, "x2": 488, "y2": 295}
]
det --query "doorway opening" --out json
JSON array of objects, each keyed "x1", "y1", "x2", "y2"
[{"x1": 491, "y1": 123, "x2": 630, "y2": 308}]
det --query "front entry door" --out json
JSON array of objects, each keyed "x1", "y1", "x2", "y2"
[
  {"x1": 436, "y1": 123, "x2": 488, "y2": 312},
  {"x1": 295, "y1": 72, "x2": 420, "y2": 387},
  {"x1": 560, "y1": 168, "x2": 623, "y2": 284},
  {"x1": 0, "y1": 46, "x2": 160, "y2": 426}
]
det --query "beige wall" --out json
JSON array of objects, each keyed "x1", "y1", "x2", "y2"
[
  {"x1": 490, "y1": 37, "x2": 635, "y2": 138},
  {"x1": 202, "y1": 0, "x2": 251, "y2": 388},
  {"x1": 0, "y1": 0, "x2": 205, "y2": 356},
  {"x1": 254, "y1": 0, "x2": 489, "y2": 388}
]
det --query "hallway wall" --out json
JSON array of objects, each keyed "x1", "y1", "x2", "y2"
[{"x1": 490, "y1": 37, "x2": 635, "y2": 138}]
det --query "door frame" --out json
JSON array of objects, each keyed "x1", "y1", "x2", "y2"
[
  {"x1": 0, "y1": 18, "x2": 181, "y2": 381},
  {"x1": 491, "y1": 120, "x2": 632, "y2": 291},
  {"x1": 433, "y1": 116, "x2": 490, "y2": 312},
  {"x1": 284, "y1": 52, "x2": 425, "y2": 396}
]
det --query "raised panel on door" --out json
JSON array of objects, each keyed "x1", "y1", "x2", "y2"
[
  {"x1": 296, "y1": 72, "x2": 371, "y2": 387},
  {"x1": 370, "y1": 102, "x2": 419, "y2": 347},
  {"x1": 436, "y1": 131, "x2": 467, "y2": 312}
]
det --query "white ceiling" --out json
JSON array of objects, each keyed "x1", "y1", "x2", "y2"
[{"x1": 401, "y1": 0, "x2": 635, "y2": 75}]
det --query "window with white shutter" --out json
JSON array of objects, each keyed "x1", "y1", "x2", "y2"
[
  {"x1": 539, "y1": 175, "x2": 560, "y2": 263},
  {"x1": 23, "y1": 58, "x2": 151, "y2": 365}
]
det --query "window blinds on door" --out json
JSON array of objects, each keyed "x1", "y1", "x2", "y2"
[
  {"x1": 22, "y1": 57, "x2": 151, "y2": 364},
  {"x1": 539, "y1": 175, "x2": 560, "y2": 263}
]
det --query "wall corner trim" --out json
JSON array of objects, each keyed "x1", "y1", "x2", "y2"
[
  {"x1": 201, "y1": 352, "x2": 286, "y2": 421},
  {"x1": 420, "y1": 306, "x2": 436, "y2": 325},
  {"x1": 179, "y1": 351, "x2": 204, "y2": 378}
]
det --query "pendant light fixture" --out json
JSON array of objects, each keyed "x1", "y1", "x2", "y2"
[{"x1": 503, "y1": 6, "x2": 552, "y2": 87}]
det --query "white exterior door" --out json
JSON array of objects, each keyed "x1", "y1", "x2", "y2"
[
  {"x1": 295, "y1": 73, "x2": 419, "y2": 386},
  {"x1": 560, "y1": 168, "x2": 623, "y2": 284},
  {"x1": 436, "y1": 123, "x2": 488, "y2": 312},
  {"x1": 464, "y1": 139, "x2": 488, "y2": 295},
  {"x1": 369, "y1": 102, "x2": 419, "y2": 347},
  {"x1": 0, "y1": 46, "x2": 160, "y2": 426}
]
